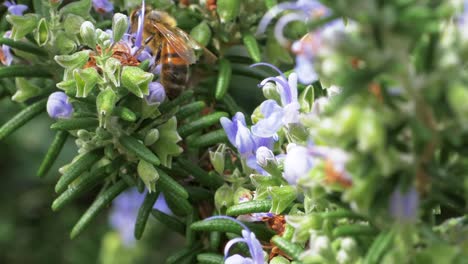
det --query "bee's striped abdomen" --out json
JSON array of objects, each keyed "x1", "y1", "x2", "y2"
[{"x1": 160, "y1": 42, "x2": 189, "y2": 99}]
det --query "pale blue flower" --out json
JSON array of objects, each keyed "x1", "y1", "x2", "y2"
[
  {"x1": 47, "y1": 92, "x2": 73, "y2": 119},
  {"x1": 204, "y1": 216, "x2": 264, "y2": 264},
  {"x1": 4, "y1": 0, "x2": 27, "y2": 16},
  {"x1": 92, "y1": 0, "x2": 113, "y2": 14},
  {"x1": 145, "y1": 81, "x2": 166, "y2": 105},
  {"x1": 250, "y1": 63, "x2": 300, "y2": 138},
  {"x1": 389, "y1": 186, "x2": 419, "y2": 222}
]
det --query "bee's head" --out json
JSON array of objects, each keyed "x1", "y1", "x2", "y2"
[{"x1": 147, "y1": 10, "x2": 177, "y2": 27}]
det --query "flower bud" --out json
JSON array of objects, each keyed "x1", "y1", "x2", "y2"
[
  {"x1": 34, "y1": 18, "x2": 49, "y2": 46},
  {"x1": 145, "y1": 81, "x2": 166, "y2": 105},
  {"x1": 121, "y1": 66, "x2": 154, "y2": 98},
  {"x1": 214, "y1": 184, "x2": 234, "y2": 211},
  {"x1": 256, "y1": 146, "x2": 276, "y2": 167},
  {"x1": 80, "y1": 21, "x2": 96, "y2": 48},
  {"x1": 144, "y1": 129, "x2": 160, "y2": 146},
  {"x1": 112, "y1": 13, "x2": 129, "y2": 43},
  {"x1": 55, "y1": 50, "x2": 90, "y2": 69},
  {"x1": 209, "y1": 144, "x2": 226, "y2": 175},
  {"x1": 262, "y1": 82, "x2": 282, "y2": 103},
  {"x1": 137, "y1": 160, "x2": 159, "y2": 193},
  {"x1": 47, "y1": 92, "x2": 73, "y2": 119}
]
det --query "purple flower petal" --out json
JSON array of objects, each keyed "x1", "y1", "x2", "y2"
[
  {"x1": 220, "y1": 112, "x2": 247, "y2": 147},
  {"x1": 235, "y1": 121, "x2": 256, "y2": 155},
  {"x1": 135, "y1": 0, "x2": 146, "y2": 48},
  {"x1": 251, "y1": 100, "x2": 284, "y2": 138}
]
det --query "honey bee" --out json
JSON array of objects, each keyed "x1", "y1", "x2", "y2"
[{"x1": 130, "y1": 6, "x2": 215, "y2": 99}]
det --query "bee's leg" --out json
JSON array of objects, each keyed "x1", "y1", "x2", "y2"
[
  {"x1": 132, "y1": 35, "x2": 156, "y2": 58},
  {"x1": 149, "y1": 45, "x2": 162, "y2": 74}
]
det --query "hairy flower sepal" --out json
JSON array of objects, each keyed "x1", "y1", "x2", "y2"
[
  {"x1": 6, "y1": 14, "x2": 39, "y2": 40},
  {"x1": 286, "y1": 214, "x2": 323, "y2": 243},
  {"x1": 137, "y1": 160, "x2": 159, "y2": 193},
  {"x1": 59, "y1": 0, "x2": 92, "y2": 18},
  {"x1": 149, "y1": 117, "x2": 183, "y2": 167},
  {"x1": 96, "y1": 88, "x2": 118, "y2": 127},
  {"x1": 103, "y1": 57, "x2": 121, "y2": 87},
  {"x1": 11, "y1": 78, "x2": 41, "y2": 103},
  {"x1": 269, "y1": 185, "x2": 296, "y2": 214},
  {"x1": 121, "y1": 66, "x2": 153, "y2": 98},
  {"x1": 74, "y1": 67, "x2": 101, "y2": 97},
  {"x1": 112, "y1": 13, "x2": 129, "y2": 43},
  {"x1": 34, "y1": 18, "x2": 49, "y2": 47},
  {"x1": 215, "y1": 184, "x2": 234, "y2": 211},
  {"x1": 55, "y1": 31, "x2": 77, "y2": 55},
  {"x1": 298, "y1": 85, "x2": 314, "y2": 113},
  {"x1": 210, "y1": 144, "x2": 226, "y2": 175},
  {"x1": 80, "y1": 21, "x2": 96, "y2": 49},
  {"x1": 55, "y1": 50, "x2": 91, "y2": 69},
  {"x1": 95, "y1": 29, "x2": 112, "y2": 50}
]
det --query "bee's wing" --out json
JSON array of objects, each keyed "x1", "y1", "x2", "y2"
[
  {"x1": 173, "y1": 27, "x2": 218, "y2": 64},
  {"x1": 153, "y1": 22, "x2": 197, "y2": 64}
]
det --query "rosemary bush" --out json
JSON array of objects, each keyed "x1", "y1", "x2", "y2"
[{"x1": 1, "y1": 0, "x2": 468, "y2": 263}]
